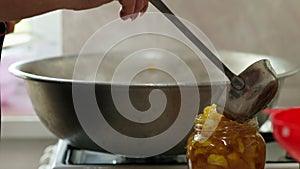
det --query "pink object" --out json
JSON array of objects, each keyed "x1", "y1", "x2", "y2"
[
  {"x1": 269, "y1": 107, "x2": 300, "y2": 162},
  {"x1": 1, "y1": 56, "x2": 21, "y2": 104},
  {"x1": 1, "y1": 56, "x2": 35, "y2": 116}
]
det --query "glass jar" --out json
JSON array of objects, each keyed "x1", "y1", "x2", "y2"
[{"x1": 186, "y1": 105, "x2": 266, "y2": 169}]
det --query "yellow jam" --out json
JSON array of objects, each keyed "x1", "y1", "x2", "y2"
[{"x1": 186, "y1": 105, "x2": 266, "y2": 169}]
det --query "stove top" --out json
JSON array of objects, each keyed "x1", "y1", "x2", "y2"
[
  {"x1": 39, "y1": 139, "x2": 299, "y2": 169},
  {"x1": 41, "y1": 140, "x2": 187, "y2": 169}
]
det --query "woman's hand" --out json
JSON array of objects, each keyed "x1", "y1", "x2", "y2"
[
  {"x1": 118, "y1": 0, "x2": 149, "y2": 20},
  {"x1": 63, "y1": 0, "x2": 149, "y2": 20}
]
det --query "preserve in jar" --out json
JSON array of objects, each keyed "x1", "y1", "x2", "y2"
[{"x1": 186, "y1": 105, "x2": 266, "y2": 169}]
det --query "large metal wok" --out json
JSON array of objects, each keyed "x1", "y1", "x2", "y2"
[{"x1": 9, "y1": 51, "x2": 298, "y2": 156}]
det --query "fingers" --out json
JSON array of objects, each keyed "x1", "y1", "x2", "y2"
[
  {"x1": 134, "y1": 0, "x2": 147, "y2": 14},
  {"x1": 140, "y1": 0, "x2": 149, "y2": 14},
  {"x1": 119, "y1": 0, "x2": 136, "y2": 20},
  {"x1": 119, "y1": 0, "x2": 149, "y2": 20}
]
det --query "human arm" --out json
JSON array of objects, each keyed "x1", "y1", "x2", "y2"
[
  {"x1": 0, "y1": 0, "x2": 149, "y2": 21},
  {"x1": 0, "y1": 0, "x2": 113, "y2": 21}
]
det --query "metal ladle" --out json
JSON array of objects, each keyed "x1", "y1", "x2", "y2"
[{"x1": 150, "y1": 0, "x2": 279, "y2": 123}]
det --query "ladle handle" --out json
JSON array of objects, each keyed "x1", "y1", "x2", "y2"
[{"x1": 150, "y1": 0, "x2": 236, "y2": 81}]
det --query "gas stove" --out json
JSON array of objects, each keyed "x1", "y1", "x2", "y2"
[
  {"x1": 40, "y1": 140, "x2": 186, "y2": 169},
  {"x1": 38, "y1": 138, "x2": 299, "y2": 169}
]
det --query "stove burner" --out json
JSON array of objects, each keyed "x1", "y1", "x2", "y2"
[
  {"x1": 68, "y1": 147, "x2": 186, "y2": 165},
  {"x1": 40, "y1": 140, "x2": 187, "y2": 169}
]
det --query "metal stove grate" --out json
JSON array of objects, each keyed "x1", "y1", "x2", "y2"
[{"x1": 38, "y1": 140, "x2": 299, "y2": 169}]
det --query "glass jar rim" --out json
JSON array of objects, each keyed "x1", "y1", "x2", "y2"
[{"x1": 194, "y1": 116, "x2": 259, "y2": 132}]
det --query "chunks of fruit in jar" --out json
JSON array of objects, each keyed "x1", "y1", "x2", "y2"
[
  {"x1": 207, "y1": 154, "x2": 228, "y2": 168},
  {"x1": 186, "y1": 104, "x2": 266, "y2": 169}
]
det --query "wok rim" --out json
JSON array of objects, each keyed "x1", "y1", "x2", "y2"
[
  {"x1": 8, "y1": 54, "x2": 229, "y2": 87},
  {"x1": 9, "y1": 58, "x2": 228, "y2": 87},
  {"x1": 9, "y1": 51, "x2": 299, "y2": 86}
]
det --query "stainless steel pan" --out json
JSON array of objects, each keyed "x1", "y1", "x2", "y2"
[{"x1": 9, "y1": 51, "x2": 299, "y2": 155}]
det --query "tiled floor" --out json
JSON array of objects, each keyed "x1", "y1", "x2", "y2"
[{"x1": 0, "y1": 139, "x2": 57, "y2": 169}]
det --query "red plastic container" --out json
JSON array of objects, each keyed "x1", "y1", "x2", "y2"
[{"x1": 268, "y1": 107, "x2": 300, "y2": 162}]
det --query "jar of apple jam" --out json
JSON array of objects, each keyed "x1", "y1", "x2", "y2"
[{"x1": 186, "y1": 105, "x2": 266, "y2": 169}]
